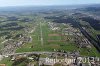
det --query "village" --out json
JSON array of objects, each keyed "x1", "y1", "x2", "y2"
[{"x1": 0, "y1": 7, "x2": 100, "y2": 66}]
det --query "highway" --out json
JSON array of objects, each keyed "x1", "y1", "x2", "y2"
[{"x1": 73, "y1": 18, "x2": 100, "y2": 52}]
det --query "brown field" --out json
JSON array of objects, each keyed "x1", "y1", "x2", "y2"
[
  {"x1": 48, "y1": 34, "x2": 60, "y2": 36},
  {"x1": 48, "y1": 40, "x2": 66, "y2": 42}
]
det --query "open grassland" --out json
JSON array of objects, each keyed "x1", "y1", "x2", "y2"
[{"x1": 16, "y1": 18, "x2": 100, "y2": 57}]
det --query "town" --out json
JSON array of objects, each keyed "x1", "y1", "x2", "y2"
[{"x1": 0, "y1": 5, "x2": 100, "y2": 66}]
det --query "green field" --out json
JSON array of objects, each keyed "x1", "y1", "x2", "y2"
[{"x1": 16, "y1": 18, "x2": 100, "y2": 57}]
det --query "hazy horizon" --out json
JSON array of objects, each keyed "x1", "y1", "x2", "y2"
[{"x1": 0, "y1": 0, "x2": 100, "y2": 7}]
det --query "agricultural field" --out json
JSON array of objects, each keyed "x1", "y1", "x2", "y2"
[
  {"x1": 0, "y1": 6, "x2": 100, "y2": 66},
  {"x1": 15, "y1": 16, "x2": 100, "y2": 57}
]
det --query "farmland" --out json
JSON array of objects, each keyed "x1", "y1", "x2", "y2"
[{"x1": 0, "y1": 6, "x2": 100, "y2": 66}]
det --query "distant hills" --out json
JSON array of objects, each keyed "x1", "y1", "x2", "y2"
[{"x1": 0, "y1": 4, "x2": 100, "y2": 12}]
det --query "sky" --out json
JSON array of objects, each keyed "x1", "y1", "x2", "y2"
[{"x1": 0, "y1": 0, "x2": 100, "y2": 7}]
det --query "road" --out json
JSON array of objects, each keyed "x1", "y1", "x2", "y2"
[
  {"x1": 40, "y1": 22, "x2": 43, "y2": 46},
  {"x1": 1, "y1": 51, "x2": 68, "y2": 57},
  {"x1": 73, "y1": 18, "x2": 100, "y2": 52}
]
